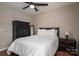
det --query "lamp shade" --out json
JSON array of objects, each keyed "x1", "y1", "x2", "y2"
[{"x1": 65, "y1": 32, "x2": 69, "y2": 36}]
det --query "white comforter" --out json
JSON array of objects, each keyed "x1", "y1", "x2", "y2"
[{"x1": 7, "y1": 35, "x2": 58, "y2": 56}]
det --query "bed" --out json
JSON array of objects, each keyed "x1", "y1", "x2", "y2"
[{"x1": 7, "y1": 21, "x2": 59, "y2": 56}]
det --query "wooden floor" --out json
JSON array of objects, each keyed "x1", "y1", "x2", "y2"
[
  {"x1": 0, "y1": 50, "x2": 72, "y2": 56},
  {"x1": 0, "y1": 50, "x2": 10, "y2": 56},
  {"x1": 55, "y1": 51, "x2": 72, "y2": 56}
]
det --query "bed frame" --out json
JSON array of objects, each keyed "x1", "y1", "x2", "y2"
[{"x1": 11, "y1": 21, "x2": 59, "y2": 56}]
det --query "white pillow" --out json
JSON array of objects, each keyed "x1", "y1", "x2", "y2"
[
  {"x1": 45, "y1": 29, "x2": 57, "y2": 36},
  {"x1": 37, "y1": 29, "x2": 57, "y2": 36},
  {"x1": 37, "y1": 29, "x2": 45, "y2": 35}
]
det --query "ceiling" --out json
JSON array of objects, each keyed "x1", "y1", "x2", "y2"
[{"x1": 0, "y1": 2, "x2": 77, "y2": 15}]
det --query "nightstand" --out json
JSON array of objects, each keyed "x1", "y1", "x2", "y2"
[{"x1": 58, "y1": 38, "x2": 77, "y2": 55}]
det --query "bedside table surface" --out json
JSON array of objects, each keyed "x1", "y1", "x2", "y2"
[{"x1": 59, "y1": 37, "x2": 75, "y2": 40}]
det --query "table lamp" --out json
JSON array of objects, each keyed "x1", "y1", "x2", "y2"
[{"x1": 65, "y1": 32, "x2": 69, "y2": 39}]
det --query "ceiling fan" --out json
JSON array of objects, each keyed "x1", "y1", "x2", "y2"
[{"x1": 23, "y1": 2, "x2": 48, "y2": 12}]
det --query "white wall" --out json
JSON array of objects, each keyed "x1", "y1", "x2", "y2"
[
  {"x1": 77, "y1": 4, "x2": 79, "y2": 40},
  {"x1": 32, "y1": 5, "x2": 78, "y2": 40},
  {"x1": 0, "y1": 5, "x2": 32, "y2": 49}
]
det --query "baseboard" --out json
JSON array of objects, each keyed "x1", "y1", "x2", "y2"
[{"x1": 0, "y1": 48, "x2": 8, "y2": 52}]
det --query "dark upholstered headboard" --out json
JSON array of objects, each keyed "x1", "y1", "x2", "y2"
[
  {"x1": 40, "y1": 27, "x2": 59, "y2": 37},
  {"x1": 12, "y1": 21, "x2": 31, "y2": 41}
]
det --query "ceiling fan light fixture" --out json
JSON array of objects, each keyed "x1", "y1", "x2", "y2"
[
  {"x1": 30, "y1": 5, "x2": 35, "y2": 9},
  {"x1": 23, "y1": 2, "x2": 48, "y2": 12}
]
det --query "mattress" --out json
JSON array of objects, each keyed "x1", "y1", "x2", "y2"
[{"x1": 7, "y1": 35, "x2": 58, "y2": 56}]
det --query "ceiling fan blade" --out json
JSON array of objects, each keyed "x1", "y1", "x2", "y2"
[
  {"x1": 24, "y1": 2, "x2": 31, "y2": 4},
  {"x1": 34, "y1": 3, "x2": 48, "y2": 6},
  {"x1": 34, "y1": 7, "x2": 38, "y2": 12},
  {"x1": 23, "y1": 5, "x2": 30, "y2": 9},
  {"x1": 24, "y1": 2, "x2": 34, "y2": 4}
]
